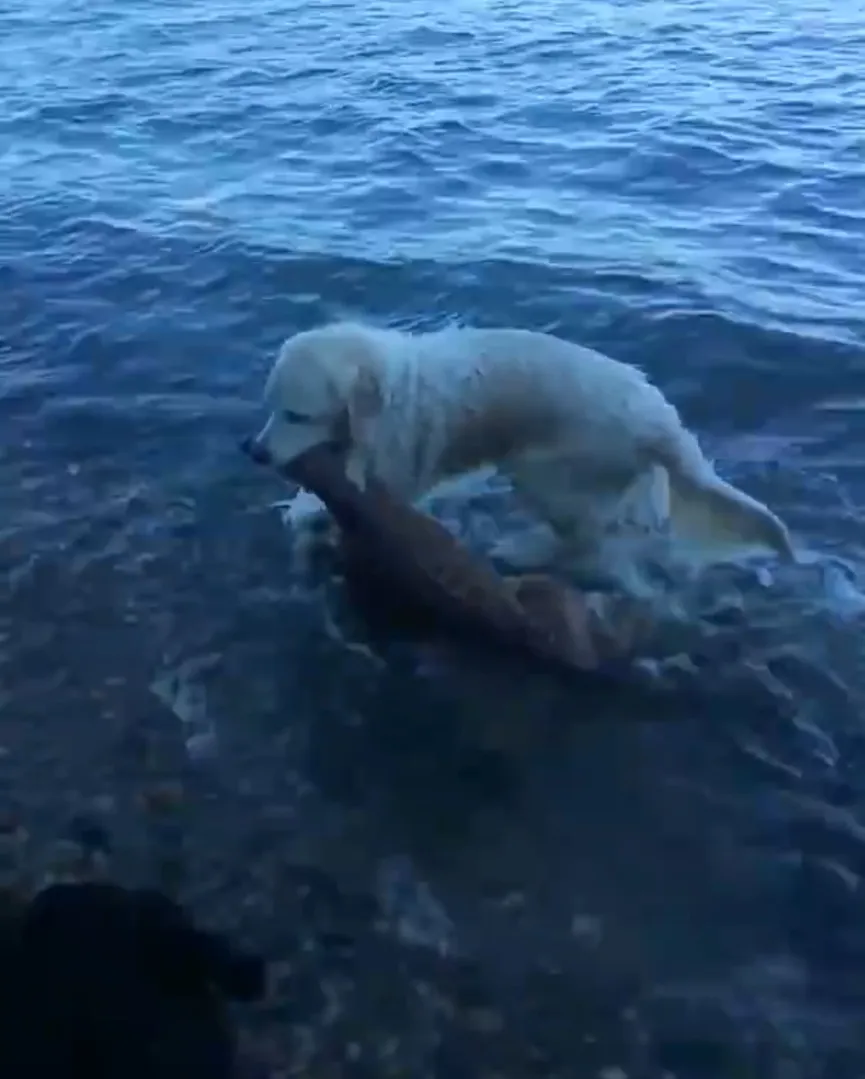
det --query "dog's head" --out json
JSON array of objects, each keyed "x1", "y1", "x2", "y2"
[{"x1": 250, "y1": 323, "x2": 386, "y2": 469}]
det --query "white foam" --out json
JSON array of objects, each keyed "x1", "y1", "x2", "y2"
[
  {"x1": 376, "y1": 854, "x2": 456, "y2": 956},
  {"x1": 489, "y1": 522, "x2": 560, "y2": 570},
  {"x1": 150, "y1": 656, "x2": 219, "y2": 762},
  {"x1": 271, "y1": 488, "x2": 328, "y2": 528}
]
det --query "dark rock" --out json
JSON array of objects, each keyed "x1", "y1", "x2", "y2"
[{"x1": 3, "y1": 880, "x2": 266, "y2": 1079}]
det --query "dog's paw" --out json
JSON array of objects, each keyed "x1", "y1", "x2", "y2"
[{"x1": 271, "y1": 489, "x2": 328, "y2": 529}]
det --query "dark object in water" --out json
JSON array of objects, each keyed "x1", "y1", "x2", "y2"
[
  {"x1": 240, "y1": 438, "x2": 639, "y2": 683},
  {"x1": 2, "y1": 880, "x2": 266, "y2": 1079}
]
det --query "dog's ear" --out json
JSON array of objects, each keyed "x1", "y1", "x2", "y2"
[{"x1": 345, "y1": 366, "x2": 383, "y2": 442}]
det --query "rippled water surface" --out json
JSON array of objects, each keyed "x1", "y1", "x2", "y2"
[{"x1": 2, "y1": 0, "x2": 865, "y2": 1074}]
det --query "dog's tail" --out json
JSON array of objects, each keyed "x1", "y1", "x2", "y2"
[{"x1": 647, "y1": 432, "x2": 796, "y2": 567}]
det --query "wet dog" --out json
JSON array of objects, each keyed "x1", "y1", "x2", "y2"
[{"x1": 249, "y1": 321, "x2": 794, "y2": 592}]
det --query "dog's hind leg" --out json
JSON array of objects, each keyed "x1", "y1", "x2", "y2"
[{"x1": 503, "y1": 460, "x2": 672, "y2": 594}]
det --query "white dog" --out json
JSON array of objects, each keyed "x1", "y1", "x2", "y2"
[{"x1": 251, "y1": 321, "x2": 795, "y2": 590}]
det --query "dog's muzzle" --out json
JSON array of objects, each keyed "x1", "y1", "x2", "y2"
[
  {"x1": 240, "y1": 429, "x2": 351, "y2": 473},
  {"x1": 239, "y1": 436, "x2": 272, "y2": 466}
]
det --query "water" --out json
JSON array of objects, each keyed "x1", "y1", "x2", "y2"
[{"x1": 2, "y1": 0, "x2": 865, "y2": 1073}]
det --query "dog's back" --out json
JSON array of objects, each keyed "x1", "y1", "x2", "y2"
[
  {"x1": 371, "y1": 325, "x2": 684, "y2": 491},
  {"x1": 408, "y1": 326, "x2": 794, "y2": 573}
]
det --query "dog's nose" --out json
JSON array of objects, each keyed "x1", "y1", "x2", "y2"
[{"x1": 239, "y1": 436, "x2": 272, "y2": 466}]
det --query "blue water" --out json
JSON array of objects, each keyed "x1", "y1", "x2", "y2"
[{"x1": 3, "y1": 0, "x2": 865, "y2": 1072}]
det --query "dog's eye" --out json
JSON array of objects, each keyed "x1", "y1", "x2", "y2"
[{"x1": 282, "y1": 409, "x2": 312, "y2": 424}]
